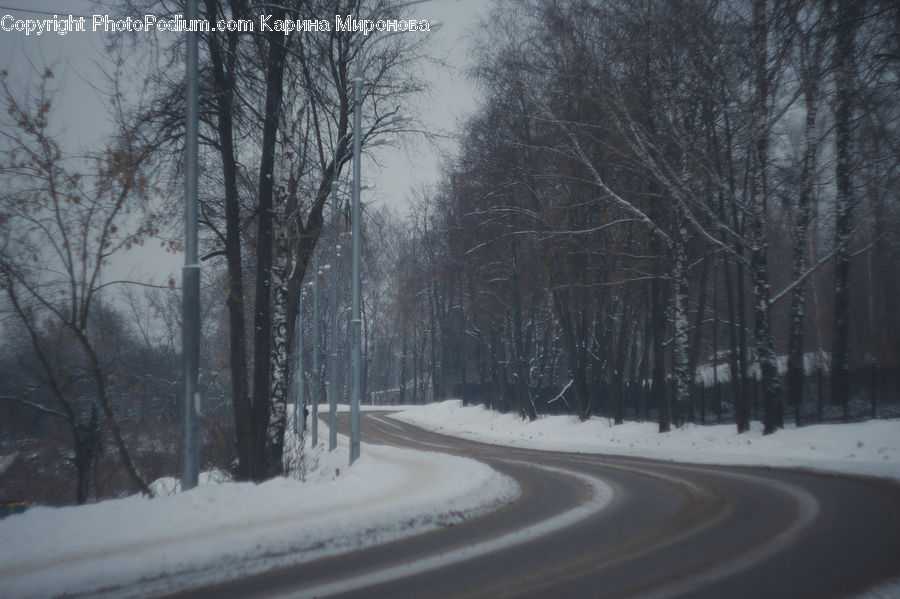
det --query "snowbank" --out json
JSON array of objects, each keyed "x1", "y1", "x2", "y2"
[
  {"x1": 391, "y1": 401, "x2": 900, "y2": 481},
  {"x1": 0, "y1": 421, "x2": 518, "y2": 599}
]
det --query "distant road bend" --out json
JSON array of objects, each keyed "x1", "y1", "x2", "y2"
[{"x1": 173, "y1": 413, "x2": 900, "y2": 599}]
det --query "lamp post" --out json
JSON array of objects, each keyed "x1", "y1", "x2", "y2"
[
  {"x1": 348, "y1": 5, "x2": 442, "y2": 465},
  {"x1": 296, "y1": 289, "x2": 305, "y2": 435},
  {"x1": 349, "y1": 70, "x2": 388, "y2": 464},
  {"x1": 350, "y1": 63, "x2": 364, "y2": 465},
  {"x1": 180, "y1": 0, "x2": 200, "y2": 491},
  {"x1": 329, "y1": 188, "x2": 340, "y2": 452},
  {"x1": 310, "y1": 259, "x2": 320, "y2": 447}
]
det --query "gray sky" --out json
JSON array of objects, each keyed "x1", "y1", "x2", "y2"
[
  {"x1": 0, "y1": 0, "x2": 493, "y2": 282},
  {"x1": 366, "y1": 0, "x2": 492, "y2": 215}
]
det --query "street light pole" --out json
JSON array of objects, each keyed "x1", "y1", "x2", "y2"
[
  {"x1": 349, "y1": 66, "x2": 363, "y2": 465},
  {"x1": 296, "y1": 290, "x2": 305, "y2": 435},
  {"x1": 347, "y1": 8, "x2": 442, "y2": 465},
  {"x1": 311, "y1": 258, "x2": 320, "y2": 447},
  {"x1": 180, "y1": 0, "x2": 200, "y2": 491},
  {"x1": 329, "y1": 180, "x2": 340, "y2": 452}
]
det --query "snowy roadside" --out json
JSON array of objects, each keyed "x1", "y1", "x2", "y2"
[
  {"x1": 0, "y1": 419, "x2": 518, "y2": 599},
  {"x1": 390, "y1": 401, "x2": 900, "y2": 482},
  {"x1": 388, "y1": 402, "x2": 900, "y2": 598}
]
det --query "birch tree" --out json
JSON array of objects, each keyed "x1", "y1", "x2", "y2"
[
  {"x1": 374, "y1": 0, "x2": 898, "y2": 431},
  {"x1": 130, "y1": 0, "x2": 431, "y2": 479},
  {"x1": 786, "y1": 0, "x2": 830, "y2": 423}
]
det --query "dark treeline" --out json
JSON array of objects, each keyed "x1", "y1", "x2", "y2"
[
  {"x1": 0, "y1": 285, "x2": 231, "y2": 504},
  {"x1": 2, "y1": 0, "x2": 898, "y2": 506},
  {"x1": 366, "y1": 0, "x2": 899, "y2": 433}
]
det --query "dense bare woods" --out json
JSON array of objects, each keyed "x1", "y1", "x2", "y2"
[{"x1": 369, "y1": 0, "x2": 899, "y2": 431}]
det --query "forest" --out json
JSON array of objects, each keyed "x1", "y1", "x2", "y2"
[
  {"x1": 1, "y1": 0, "x2": 898, "y2": 506},
  {"x1": 372, "y1": 0, "x2": 900, "y2": 435}
]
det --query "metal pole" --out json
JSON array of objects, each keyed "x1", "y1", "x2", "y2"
[
  {"x1": 297, "y1": 290, "x2": 305, "y2": 434},
  {"x1": 344, "y1": 11, "x2": 436, "y2": 464},
  {"x1": 350, "y1": 66, "x2": 363, "y2": 465},
  {"x1": 180, "y1": 0, "x2": 200, "y2": 491},
  {"x1": 329, "y1": 181, "x2": 340, "y2": 451},
  {"x1": 311, "y1": 258, "x2": 320, "y2": 447}
]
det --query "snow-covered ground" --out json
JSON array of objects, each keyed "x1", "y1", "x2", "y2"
[
  {"x1": 390, "y1": 401, "x2": 900, "y2": 481},
  {"x1": 0, "y1": 419, "x2": 517, "y2": 599},
  {"x1": 2, "y1": 402, "x2": 898, "y2": 599}
]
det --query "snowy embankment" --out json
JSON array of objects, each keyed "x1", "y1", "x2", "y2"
[
  {"x1": 391, "y1": 401, "x2": 900, "y2": 482},
  {"x1": 0, "y1": 420, "x2": 518, "y2": 599}
]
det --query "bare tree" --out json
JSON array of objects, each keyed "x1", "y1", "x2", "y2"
[
  {"x1": 0, "y1": 70, "x2": 157, "y2": 497},
  {"x1": 127, "y1": 0, "x2": 433, "y2": 479},
  {"x1": 830, "y1": 0, "x2": 863, "y2": 415}
]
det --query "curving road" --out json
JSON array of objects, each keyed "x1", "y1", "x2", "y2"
[{"x1": 170, "y1": 412, "x2": 900, "y2": 599}]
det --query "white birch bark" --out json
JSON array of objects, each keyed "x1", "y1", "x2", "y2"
[
  {"x1": 673, "y1": 217, "x2": 691, "y2": 423},
  {"x1": 266, "y1": 189, "x2": 292, "y2": 476}
]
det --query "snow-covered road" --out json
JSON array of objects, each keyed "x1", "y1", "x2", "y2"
[
  {"x1": 1, "y1": 402, "x2": 898, "y2": 598},
  {"x1": 0, "y1": 420, "x2": 516, "y2": 599}
]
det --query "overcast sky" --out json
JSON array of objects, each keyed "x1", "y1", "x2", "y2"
[
  {"x1": 366, "y1": 0, "x2": 493, "y2": 215},
  {"x1": 0, "y1": 0, "x2": 493, "y2": 282}
]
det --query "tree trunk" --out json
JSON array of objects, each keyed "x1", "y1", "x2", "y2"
[
  {"x1": 466, "y1": 268, "x2": 490, "y2": 407},
  {"x1": 204, "y1": 0, "x2": 251, "y2": 480},
  {"x1": 687, "y1": 252, "x2": 711, "y2": 384},
  {"x1": 750, "y1": 0, "x2": 782, "y2": 435},
  {"x1": 72, "y1": 419, "x2": 88, "y2": 504},
  {"x1": 429, "y1": 283, "x2": 443, "y2": 402},
  {"x1": 830, "y1": 0, "x2": 861, "y2": 416},
  {"x1": 80, "y1": 332, "x2": 152, "y2": 496},
  {"x1": 672, "y1": 218, "x2": 691, "y2": 426},
  {"x1": 399, "y1": 322, "x2": 408, "y2": 404},
  {"x1": 788, "y1": 63, "x2": 820, "y2": 427},
  {"x1": 613, "y1": 302, "x2": 630, "y2": 425},
  {"x1": 264, "y1": 203, "x2": 292, "y2": 478},
  {"x1": 251, "y1": 17, "x2": 289, "y2": 481},
  {"x1": 511, "y1": 253, "x2": 537, "y2": 421},
  {"x1": 651, "y1": 272, "x2": 670, "y2": 433},
  {"x1": 553, "y1": 290, "x2": 589, "y2": 420}
]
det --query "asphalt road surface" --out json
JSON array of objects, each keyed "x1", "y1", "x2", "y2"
[{"x1": 169, "y1": 412, "x2": 900, "y2": 599}]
